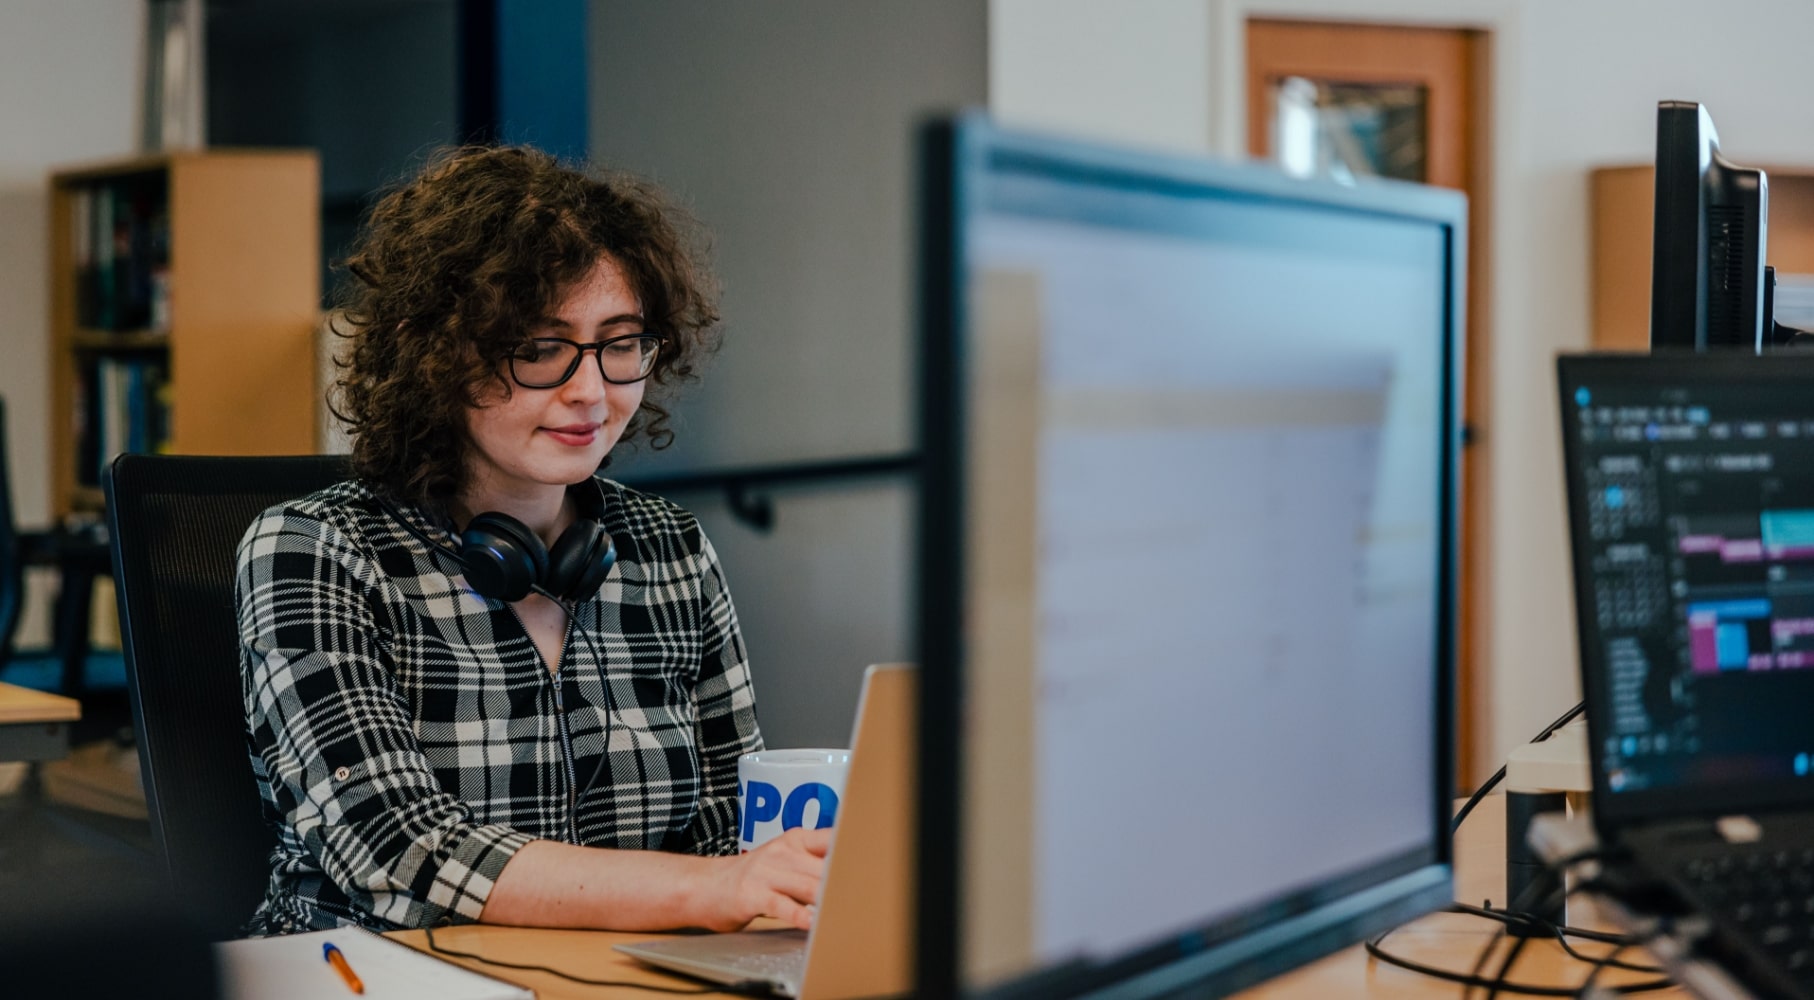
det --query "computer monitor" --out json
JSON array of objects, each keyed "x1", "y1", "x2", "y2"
[
  {"x1": 915, "y1": 114, "x2": 1464, "y2": 997},
  {"x1": 1650, "y1": 100, "x2": 1769, "y2": 352},
  {"x1": 1559, "y1": 352, "x2": 1814, "y2": 825}
]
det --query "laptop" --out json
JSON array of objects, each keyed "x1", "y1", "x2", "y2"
[
  {"x1": 615, "y1": 663, "x2": 915, "y2": 999},
  {"x1": 1559, "y1": 352, "x2": 1814, "y2": 998}
]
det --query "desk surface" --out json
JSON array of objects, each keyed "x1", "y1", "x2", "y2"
[
  {"x1": 391, "y1": 794, "x2": 1684, "y2": 998},
  {"x1": 0, "y1": 682, "x2": 80, "y2": 724}
]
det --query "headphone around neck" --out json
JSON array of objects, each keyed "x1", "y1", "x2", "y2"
[{"x1": 381, "y1": 483, "x2": 618, "y2": 604}]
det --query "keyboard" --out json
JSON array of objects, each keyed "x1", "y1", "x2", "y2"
[
  {"x1": 1679, "y1": 849, "x2": 1814, "y2": 987},
  {"x1": 716, "y1": 946, "x2": 808, "y2": 985}
]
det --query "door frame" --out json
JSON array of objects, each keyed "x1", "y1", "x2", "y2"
[{"x1": 1224, "y1": 2, "x2": 1507, "y2": 789}]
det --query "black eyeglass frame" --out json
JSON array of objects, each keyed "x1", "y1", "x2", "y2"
[{"x1": 507, "y1": 334, "x2": 665, "y2": 389}]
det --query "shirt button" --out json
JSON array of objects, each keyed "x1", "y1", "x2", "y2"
[{"x1": 334, "y1": 766, "x2": 351, "y2": 781}]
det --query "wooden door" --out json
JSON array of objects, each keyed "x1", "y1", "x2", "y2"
[{"x1": 1248, "y1": 19, "x2": 1492, "y2": 787}]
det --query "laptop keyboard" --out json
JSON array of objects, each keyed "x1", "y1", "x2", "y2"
[
  {"x1": 1679, "y1": 849, "x2": 1814, "y2": 985},
  {"x1": 718, "y1": 947, "x2": 808, "y2": 985}
]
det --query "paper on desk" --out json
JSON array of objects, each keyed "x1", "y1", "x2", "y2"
[{"x1": 215, "y1": 926, "x2": 532, "y2": 1000}]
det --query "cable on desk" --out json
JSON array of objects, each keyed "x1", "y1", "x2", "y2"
[
  {"x1": 1442, "y1": 698, "x2": 1627, "y2": 996},
  {"x1": 1483, "y1": 859, "x2": 1597, "y2": 998},
  {"x1": 421, "y1": 922, "x2": 772, "y2": 995},
  {"x1": 1481, "y1": 868, "x2": 1570, "y2": 999},
  {"x1": 1482, "y1": 929, "x2": 1535, "y2": 999},
  {"x1": 1365, "y1": 923, "x2": 1672, "y2": 996},
  {"x1": 1450, "y1": 903, "x2": 1664, "y2": 974},
  {"x1": 1364, "y1": 932, "x2": 1672, "y2": 995},
  {"x1": 1364, "y1": 851, "x2": 1673, "y2": 996},
  {"x1": 1576, "y1": 943, "x2": 1633, "y2": 999},
  {"x1": 1465, "y1": 918, "x2": 1512, "y2": 997},
  {"x1": 1551, "y1": 924, "x2": 1663, "y2": 975}
]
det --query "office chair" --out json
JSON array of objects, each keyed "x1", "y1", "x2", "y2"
[
  {"x1": 0, "y1": 396, "x2": 128, "y2": 719},
  {"x1": 104, "y1": 453, "x2": 348, "y2": 939}
]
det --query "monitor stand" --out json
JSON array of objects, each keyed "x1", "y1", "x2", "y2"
[{"x1": 1503, "y1": 720, "x2": 1591, "y2": 936}]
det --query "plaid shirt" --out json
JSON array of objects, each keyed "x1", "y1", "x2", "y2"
[{"x1": 236, "y1": 477, "x2": 762, "y2": 935}]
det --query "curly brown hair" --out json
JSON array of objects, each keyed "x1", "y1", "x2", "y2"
[{"x1": 330, "y1": 145, "x2": 721, "y2": 508}]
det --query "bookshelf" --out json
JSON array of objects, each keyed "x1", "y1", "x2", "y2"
[
  {"x1": 48, "y1": 151, "x2": 321, "y2": 516},
  {"x1": 1591, "y1": 164, "x2": 1814, "y2": 349}
]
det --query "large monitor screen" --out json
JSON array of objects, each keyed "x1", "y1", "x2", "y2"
[{"x1": 917, "y1": 117, "x2": 1463, "y2": 997}]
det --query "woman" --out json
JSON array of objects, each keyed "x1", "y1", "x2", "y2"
[{"x1": 236, "y1": 146, "x2": 825, "y2": 936}]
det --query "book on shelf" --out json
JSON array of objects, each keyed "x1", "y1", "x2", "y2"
[
  {"x1": 69, "y1": 175, "x2": 170, "y2": 334},
  {"x1": 73, "y1": 356, "x2": 171, "y2": 487}
]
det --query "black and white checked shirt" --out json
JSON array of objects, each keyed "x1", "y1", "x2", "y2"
[{"x1": 236, "y1": 477, "x2": 762, "y2": 935}]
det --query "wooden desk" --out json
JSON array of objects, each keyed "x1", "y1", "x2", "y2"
[
  {"x1": 391, "y1": 794, "x2": 1684, "y2": 998},
  {"x1": 388, "y1": 924, "x2": 771, "y2": 999},
  {"x1": 0, "y1": 681, "x2": 80, "y2": 763}
]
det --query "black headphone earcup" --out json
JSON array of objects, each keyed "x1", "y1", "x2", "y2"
[
  {"x1": 460, "y1": 513, "x2": 549, "y2": 602},
  {"x1": 546, "y1": 521, "x2": 617, "y2": 602}
]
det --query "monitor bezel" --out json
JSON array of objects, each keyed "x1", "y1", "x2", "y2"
[
  {"x1": 1558, "y1": 350, "x2": 1814, "y2": 834},
  {"x1": 915, "y1": 112, "x2": 1465, "y2": 998},
  {"x1": 1649, "y1": 101, "x2": 1769, "y2": 352},
  {"x1": 1650, "y1": 101, "x2": 1712, "y2": 351}
]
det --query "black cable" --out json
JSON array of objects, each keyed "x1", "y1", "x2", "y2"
[
  {"x1": 1452, "y1": 701, "x2": 1586, "y2": 835},
  {"x1": 1472, "y1": 866, "x2": 1559, "y2": 1000},
  {"x1": 1549, "y1": 922, "x2": 1625, "y2": 947},
  {"x1": 1364, "y1": 926, "x2": 1673, "y2": 995},
  {"x1": 1487, "y1": 861, "x2": 1585, "y2": 998},
  {"x1": 1553, "y1": 925, "x2": 1662, "y2": 975},
  {"x1": 1466, "y1": 918, "x2": 1511, "y2": 998},
  {"x1": 1365, "y1": 850, "x2": 1673, "y2": 996},
  {"x1": 1576, "y1": 943, "x2": 1631, "y2": 998},
  {"x1": 1480, "y1": 862, "x2": 1566, "y2": 998},
  {"x1": 422, "y1": 922, "x2": 770, "y2": 995},
  {"x1": 1484, "y1": 930, "x2": 1535, "y2": 999},
  {"x1": 1448, "y1": 903, "x2": 1663, "y2": 972},
  {"x1": 571, "y1": 604, "x2": 619, "y2": 810}
]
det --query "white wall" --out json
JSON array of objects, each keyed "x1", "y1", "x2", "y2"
[
  {"x1": 0, "y1": 1, "x2": 143, "y2": 645},
  {"x1": 0, "y1": 1, "x2": 143, "y2": 524},
  {"x1": 590, "y1": 0, "x2": 988, "y2": 748},
  {"x1": 991, "y1": 0, "x2": 1814, "y2": 778},
  {"x1": 990, "y1": 0, "x2": 1214, "y2": 155},
  {"x1": 592, "y1": 0, "x2": 986, "y2": 475}
]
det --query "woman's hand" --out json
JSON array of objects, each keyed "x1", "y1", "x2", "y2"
[{"x1": 689, "y1": 827, "x2": 833, "y2": 931}]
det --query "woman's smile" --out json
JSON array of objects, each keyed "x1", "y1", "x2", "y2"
[{"x1": 543, "y1": 422, "x2": 601, "y2": 446}]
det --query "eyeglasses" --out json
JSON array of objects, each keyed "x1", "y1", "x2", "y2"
[{"x1": 508, "y1": 334, "x2": 663, "y2": 389}]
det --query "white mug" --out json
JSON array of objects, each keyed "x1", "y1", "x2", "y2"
[{"x1": 737, "y1": 748, "x2": 852, "y2": 852}]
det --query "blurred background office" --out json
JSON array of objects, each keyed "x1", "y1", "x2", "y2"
[{"x1": 5, "y1": 0, "x2": 1814, "y2": 875}]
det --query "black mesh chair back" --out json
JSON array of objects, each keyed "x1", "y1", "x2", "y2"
[{"x1": 104, "y1": 453, "x2": 349, "y2": 939}]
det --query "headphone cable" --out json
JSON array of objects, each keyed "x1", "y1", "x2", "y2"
[
  {"x1": 423, "y1": 921, "x2": 769, "y2": 995},
  {"x1": 550, "y1": 591, "x2": 619, "y2": 815}
]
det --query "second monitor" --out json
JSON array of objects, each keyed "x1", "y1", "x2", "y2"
[{"x1": 916, "y1": 116, "x2": 1466, "y2": 997}]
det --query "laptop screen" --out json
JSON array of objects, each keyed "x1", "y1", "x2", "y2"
[
  {"x1": 1560, "y1": 353, "x2": 1814, "y2": 825},
  {"x1": 918, "y1": 117, "x2": 1461, "y2": 997}
]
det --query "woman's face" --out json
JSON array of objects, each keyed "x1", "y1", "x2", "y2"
[{"x1": 463, "y1": 257, "x2": 648, "y2": 498}]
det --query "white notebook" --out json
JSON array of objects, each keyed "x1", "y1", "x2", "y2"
[{"x1": 215, "y1": 927, "x2": 532, "y2": 1000}]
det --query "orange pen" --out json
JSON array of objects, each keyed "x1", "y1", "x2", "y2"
[{"x1": 322, "y1": 941, "x2": 365, "y2": 995}]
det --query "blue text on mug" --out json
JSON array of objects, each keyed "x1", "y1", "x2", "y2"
[{"x1": 737, "y1": 748, "x2": 851, "y2": 852}]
